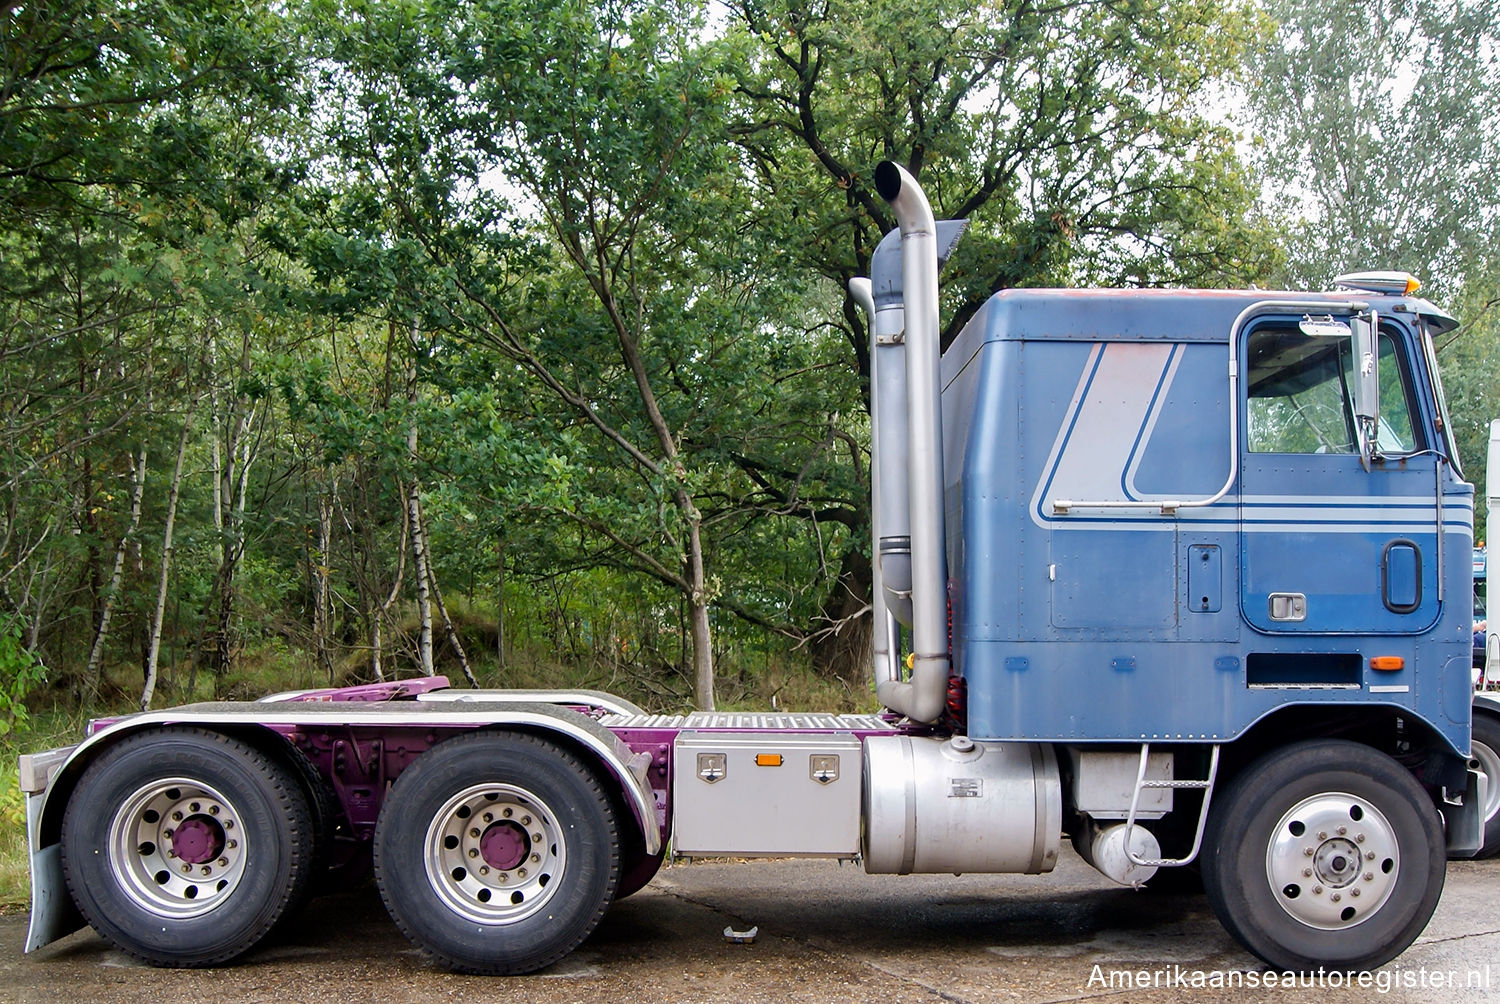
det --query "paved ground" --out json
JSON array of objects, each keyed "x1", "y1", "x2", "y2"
[{"x1": 3, "y1": 848, "x2": 1499, "y2": 1003}]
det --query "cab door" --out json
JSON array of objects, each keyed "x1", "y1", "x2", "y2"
[{"x1": 1238, "y1": 318, "x2": 1439, "y2": 635}]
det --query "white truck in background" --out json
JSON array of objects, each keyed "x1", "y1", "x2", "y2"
[{"x1": 1468, "y1": 419, "x2": 1500, "y2": 852}]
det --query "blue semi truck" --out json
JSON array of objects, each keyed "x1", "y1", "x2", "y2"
[{"x1": 19, "y1": 165, "x2": 1482, "y2": 975}]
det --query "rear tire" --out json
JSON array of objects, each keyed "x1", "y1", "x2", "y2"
[
  {"x1": 60, "y1": 727, "x2": 314, "y2": 966},
  {"x1": 373, "y1": 731, "x2": 620, "y2": 974},
  {"x1": 1201, "y1": 740, "x2": 1444, "y2": 971}
]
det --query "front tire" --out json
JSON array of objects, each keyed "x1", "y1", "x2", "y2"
[
  {"x1": 60, "y1": 728, "x2": 314, "y2": 966},
  {"x1": 373, "y1": 731, "x2": 620, "y2": 974},
  {"x1": 1202, "y1": 740, "x2": 1444, "y2": 971}
]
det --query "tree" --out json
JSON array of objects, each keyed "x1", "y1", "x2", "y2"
[
  {"x1": 299, "y1": 0, "x2": 817, "y2": 709},
  {"x1": 1243, "y1": 0, "x2": 1500, "y2": 535},
  {"x1": 1, "y1": 0, "x2": 310, "y2": 697},
  {"x1": 720, "y1": 0, "x2": 1284, "y2": 678}
]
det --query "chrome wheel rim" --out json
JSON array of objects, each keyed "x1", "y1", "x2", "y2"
[
  {"x1": 1266, "y1": 791, "x2": 1398, "y2": 930},
  {"x1": 1471, "y1": 739, "x2": 1500, "y2": 824},
  {"x1": 423, "y1": 782, "x2": 565, "y2": 925},
  {"x1": 107, "y1": 778, "x2": 247, "y2": 918}
]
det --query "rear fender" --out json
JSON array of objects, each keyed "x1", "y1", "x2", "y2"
[{"x1": 21, "y1": 698, "x2": 660, "y2": 953}]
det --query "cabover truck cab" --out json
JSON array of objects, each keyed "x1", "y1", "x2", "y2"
[{"x1": 19, "y1": 164, "x2": 1482, "y2": 976}]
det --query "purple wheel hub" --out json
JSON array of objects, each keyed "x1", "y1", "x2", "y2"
[
  {"x1": 424, "y1": 783, "x2": 566, "y2": 924},
  {"x1": 172, "y1": 816, "x2": 225, "y2": 864},
  {"x1": 109, "y1": 778, "x2": 249, "y2": 918},
  {"x1": 479, "y1": 821, "x2": 530, "y2": 871}
]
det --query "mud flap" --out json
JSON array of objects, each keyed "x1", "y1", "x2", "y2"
[
  {"x1": 19, "y1": 748, "x2": 83, "y2": 953},
  {"x1": 23, "y1": 789, "x2": 83, "y2": 952},
  {"x1": 1442, "y1": 767, "x2": 1485, "y2": 859}
]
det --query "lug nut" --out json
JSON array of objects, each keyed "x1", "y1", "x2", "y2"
[
  {"x1": 1364, "y1": 872, "x2": 1374, "y2": 882},
  {"x1": 1351, "y1": 888, "x2": 1361, "y2": 897},
  {"x1": 1313, "y1": 886, "x2": 1323, "y2": 895},
  {"x1": 1337, "y1": 826, "x2": 1347, "y2": 835},
  {"x1": 469, "y1": 849, "x2": 479, "y2": 858},
  {"x1": 469, "y1": 827, "x2": 480, "y2": 838},
  {"x1": 1303, "y1": 868, "x2": 1313, "y2": 877}
]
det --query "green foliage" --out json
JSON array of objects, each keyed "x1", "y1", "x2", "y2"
[
  {"x1": 1, "y1": 0, "x2": 1309, "y2": 712},
  {"x1": 727, "y1": 0, "x2": 1282, "y2": 303},
  {"x1": 1246, "y1": 0, "x2": 1500, "y2": 296},
  {"x1": 1244, "y1": 0, "x2": 1500, "y2": 533},
  {"x1": 1439, "y1": 283, "x2": 1500, "y2": 542},
  {"x1": 0, "y1": 620, "x2": 46, "y2": 736}
]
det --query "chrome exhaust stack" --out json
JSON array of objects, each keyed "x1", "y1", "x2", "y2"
[
  {"x1": 849, "y1": 277, "x2": 901, "y2": 691},
  {"x1": 871, "y1": 161, "x2": 949, "y2": 724},
  {"x1": 864, "y1": 243, "x2": 915, "y2": 630}
]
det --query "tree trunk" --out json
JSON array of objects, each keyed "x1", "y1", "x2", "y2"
[
  {"x1": 682, "y1": 500, "x2": 715, "y2": 711},
  {"x1": 314, "y1": 486, "x2": 336, "y2": 685},
  {"x1": 85, "y1": 443, "x2": 148, "y2": 690},
  {"x1": 423, "y1": 523, "x2": 477, "y2": 686},
  {"x1": 808, "y1": 544, "x2": 875, "y2": 686},
  {"x1": 208, "y1": 328, "x2": 256, "y2": 681},
  {"x1": 495, "y1": 530, "x2": 505, "y2": 672},
  {"x1": 405, "y1": 319, "x2": 433, "y2": 676},
  {"x1": 407, "y1": 482, "x2": 433, "y2": 675},
  {"x1": 141, "y1": 411, "x2": 193, "y2": 710},
  {"x1": 368, "y1": 476, "x2": 408, "y2": 684}
]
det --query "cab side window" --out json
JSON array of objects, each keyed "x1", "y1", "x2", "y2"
[{"x1": 1245, "y1": 325, "x2": 1418, "y2": 455}]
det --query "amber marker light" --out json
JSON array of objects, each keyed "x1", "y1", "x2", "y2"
[
  {"x1": 1333, "y1": 271, "x2": 1423, "y2": 296},
  {"x1": 755, "y1": 754, "x2": 784, "y2": 767},
  {"x1": 1369, "y1": 656, "x2": 1405, "y2": 671}
]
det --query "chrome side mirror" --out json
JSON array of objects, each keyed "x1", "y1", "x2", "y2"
[{"x1": 1350, "y1": 311, "x2": 1380, "y2": 471}]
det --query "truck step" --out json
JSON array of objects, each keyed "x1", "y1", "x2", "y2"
[{"x1": 1126, "y1": 743, "x2": 1221, "y2": 868}]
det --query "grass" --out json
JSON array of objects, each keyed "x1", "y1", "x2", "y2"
[
  {"x1": 0, "y1": 707, "x2": 92, "y2": 913},
  {"x1": 0, "y1": 760, "x2": 27, "y2": 912}
]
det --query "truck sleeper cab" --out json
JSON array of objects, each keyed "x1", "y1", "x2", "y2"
[{"x1": 18, "y1": 165, "x2": 1482, "y2": 977}]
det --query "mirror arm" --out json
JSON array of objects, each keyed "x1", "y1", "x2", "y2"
[{"x1": 1352, "y1": 309, "x2": 1380, "y2": 472}]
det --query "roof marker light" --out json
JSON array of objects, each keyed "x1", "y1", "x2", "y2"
[{"x1": 1334, "y1": 271, "x2": 1422, "y2": 296}]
